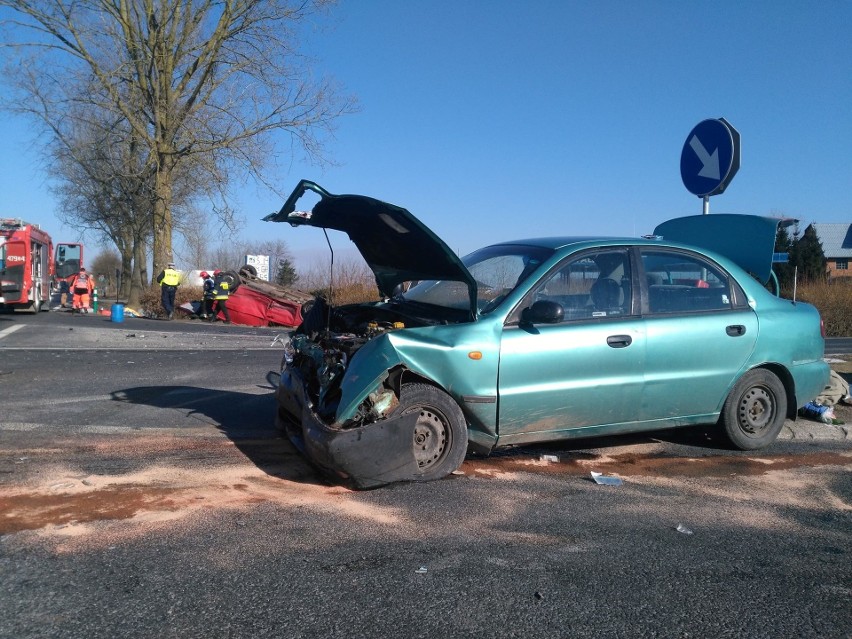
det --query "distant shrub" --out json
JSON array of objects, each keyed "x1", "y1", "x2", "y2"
[
  {"x1": 139, "y1": 284, "x2": 204, "y2": 317},
  {"x1": 297, "y1": 255, "x2": 379, "y2": 306},
  {"x1": 791, "y1": 279, "x2": 852, "y2": 337}
]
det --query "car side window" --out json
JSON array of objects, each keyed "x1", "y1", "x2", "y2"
[
  {"x1": 641, "y1": 250, "x2": 734, "y2": 314},
  {"x1": 531, "y1": 249, "x2": 633, "y2": 321}
]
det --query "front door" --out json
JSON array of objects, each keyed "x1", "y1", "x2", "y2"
[{"x1": 496, "y1": 248, "x2": 646, "y2": 444}]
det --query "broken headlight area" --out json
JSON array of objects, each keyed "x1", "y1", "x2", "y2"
[{"x1": 281, "y1": 298, "x2": 418, "y2": 426}]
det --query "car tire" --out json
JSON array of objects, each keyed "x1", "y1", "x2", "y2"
[
  {"x1": 222, "y1": 270, "x2": 241, "y2": 293},
  {"x1": 719, "y1": 369, "x2": 787, "y2": 450},
  {"x1": 396, "y1": 383, "x2": 467, "y2": 481}
]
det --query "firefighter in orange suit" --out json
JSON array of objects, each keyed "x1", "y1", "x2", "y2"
[{"x1": 69, "y1": 267, "x2": 94, "y2": 313}]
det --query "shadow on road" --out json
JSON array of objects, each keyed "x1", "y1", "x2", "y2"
[{"x1": 110, "y1": 374, "x2": 327, "y2": 486}]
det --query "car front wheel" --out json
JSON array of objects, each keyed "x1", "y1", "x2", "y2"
[
  {"x1": 397, "y1": 383, "x2": 467, "y2": 481},
  {"x1": 719, "y1": 369, "x2": 787, "y2": 450}
]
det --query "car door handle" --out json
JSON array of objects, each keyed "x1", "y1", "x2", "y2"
[
  {"x1": 726, "y1": 325, "x2": 747, "y2": 337},
  {"x1": 606, "y1": 334, "x2": 632, "y2": 348}
]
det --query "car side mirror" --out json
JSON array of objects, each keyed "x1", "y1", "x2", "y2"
[{"x1": 522, "y1": 300, "x2": 564, "y2": 324}]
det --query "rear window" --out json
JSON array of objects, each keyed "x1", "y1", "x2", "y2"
[{"x1": 641, "y1": 250, "x2": 744, "y2": 314}]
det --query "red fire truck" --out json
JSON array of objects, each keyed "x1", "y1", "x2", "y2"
[{"x1": 0, "y1": 218, "x2": 83, "y2": 313}]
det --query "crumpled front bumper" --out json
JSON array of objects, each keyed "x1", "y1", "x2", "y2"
[{"x1": 275, "y1": 367, "x2": 421, "y2": 489}]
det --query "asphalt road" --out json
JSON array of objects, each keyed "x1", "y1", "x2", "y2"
[
  {"x1": 0, "y1": 310, "x2": 850, "y2": 638},
  {"x1": 826, "y1": 336, "x2": 852, "y2": 357}
]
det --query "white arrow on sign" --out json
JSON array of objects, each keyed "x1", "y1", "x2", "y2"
[{"x1": 689, "y1": 135, "x2": 720, "y2": 180}]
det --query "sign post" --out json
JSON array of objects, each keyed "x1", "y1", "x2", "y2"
[{"x1": 680, "y1": 118, "x2": 741, "y2": 214}]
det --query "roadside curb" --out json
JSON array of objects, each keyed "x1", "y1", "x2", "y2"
[{"x1": 779, "y1": 420, "x2": 850, "y2": 443}]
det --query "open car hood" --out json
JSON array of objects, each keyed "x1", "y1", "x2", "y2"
[
  {"x1": 654, "y1": 214, "x2": 794, "y2": 285},
  {"x1": 264, "y1": 180, "x2": 478, "y2": 317}
]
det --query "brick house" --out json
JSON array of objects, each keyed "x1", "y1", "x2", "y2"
[{"x1": 810, "y1": 223, "x2": 852, "y2": 279}]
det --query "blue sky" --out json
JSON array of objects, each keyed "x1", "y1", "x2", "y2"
[{"x1": 1, "y1": 0, "x2": 850, "y2": 266}]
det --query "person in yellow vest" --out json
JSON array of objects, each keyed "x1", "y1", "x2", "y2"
[
  {"x1": 210, "y1": 269, "x2": 231, "y2": 324},
  {"x1": 155, "y1": 261, "x2": 181, "y2": 320},
  {"x1": 69, "y1": 267, "x2": 94, "y2": 313}
]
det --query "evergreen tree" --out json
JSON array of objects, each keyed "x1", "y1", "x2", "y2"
[
  {"x1": 795, "y1": 224, "x2": 827, "y2": 282},
  {"x1": 275, "y1": 258, "x2": 298, "y2": 287}
]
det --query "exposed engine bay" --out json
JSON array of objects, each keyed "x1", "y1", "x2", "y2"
[{"x1": 282, "y1": 296, "x2": 445, "y2": 427}]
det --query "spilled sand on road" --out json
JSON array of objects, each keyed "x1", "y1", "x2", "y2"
[{"x1": 2, "y1": 434, "x2": 850, "y2": 553}]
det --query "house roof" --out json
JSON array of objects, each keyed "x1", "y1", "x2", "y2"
[{"x1": 811, "y1": 223, "x2": 852, "y2": 259}]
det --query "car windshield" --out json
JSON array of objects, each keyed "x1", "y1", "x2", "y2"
[{"x1": 402, "y1": 244, "x2": 554, "y2": 313}]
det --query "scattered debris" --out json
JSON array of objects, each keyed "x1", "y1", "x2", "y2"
[
  {"x1": 816, "y1": 370, "x2": 850, "y2": 407},
  {"x1": 675, "y1": 524, "x2": 694, "y2": 535},
  {"x1": 540, "y1": 454, "x2": 559, "y2": 463},
  {"x1": 800, "y1": 371, "x2": 851, "y2": 425},
  {"x1": 415, "y1": 566, "x2": 428, "y2": 574},
  {"x1": 534, "y1": 591, "x2": 544, "y2": 600},
  {"x1": 590, "y1": 471, "x2": 623, "y2": 486},
  {"x1": 450, "y1": 470, "x2": 465, "y2": 475},
  {"x1": 799, "y1": 402, "x2": 835, "y2": 424}
]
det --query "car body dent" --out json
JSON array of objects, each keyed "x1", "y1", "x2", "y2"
[
  {"x1": 275, "y1": 366, "x2": 422, "y2": 489},
  {"x1": 336, "y1": 320, "x2": 503, "y2": 444}
]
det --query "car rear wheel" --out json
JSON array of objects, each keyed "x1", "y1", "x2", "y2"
[
  {"x1": 397, "y1": 383, "x2": 467, "y2": 481},
  {"x1": 719, "y1": 369, "x2": 787, "y2": 450}
]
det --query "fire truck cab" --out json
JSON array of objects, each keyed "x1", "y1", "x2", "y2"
[
  {"x1": 0, "y1": 218, "x2": 54, "y2": 313},
  {"x1": 53, "y1": 242, "x2": 85, "y2": 307}
]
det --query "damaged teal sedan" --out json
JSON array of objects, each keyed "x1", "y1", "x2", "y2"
[{"x1": 265, "y1": 180, "x2": 829, "y2": 488}]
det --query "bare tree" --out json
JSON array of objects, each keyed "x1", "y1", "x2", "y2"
[
  {"x1": 47, "y1": 102, "x2": 154, "y2": 304},
  {"x1": 0, "y1": 0, "x2": 356, "y2": 279},
  {"x1": 173, "y1": 205, "x2": 223, "y2": 271}
]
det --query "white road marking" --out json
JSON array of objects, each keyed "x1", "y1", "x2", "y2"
[{"x1": 0, "y1": 324, "x2": 26, "y2": 339}]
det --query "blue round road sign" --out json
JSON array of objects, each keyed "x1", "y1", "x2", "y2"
[{"x1": 680, "y1": 118, "x2": 740, "y2": 197}]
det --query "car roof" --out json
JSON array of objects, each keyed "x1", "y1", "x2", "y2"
[{"x1": 489, "y1": 236, "x2": 636, "y2": 250}]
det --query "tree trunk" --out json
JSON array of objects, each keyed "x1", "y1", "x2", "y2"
[
  {"x1": 119, "y1": 247, "x2": 133, "y2": 302},
  {"x1": 129, "y1": 235, "x2": 147, "y2": 308},
  {"x1": 151, "y1": 152, "x2": 174, "y2": 279}
]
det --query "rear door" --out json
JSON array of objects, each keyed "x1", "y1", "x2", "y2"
[{"x1": 639, "y1": 248, "x2": 758, "y2": 421}]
